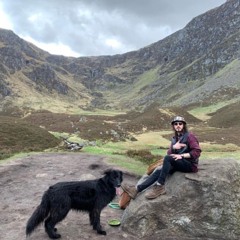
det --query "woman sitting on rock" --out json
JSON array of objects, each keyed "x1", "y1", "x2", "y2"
[{"x1": 121, "y1": 116, "x2": 202, "y2": 200}]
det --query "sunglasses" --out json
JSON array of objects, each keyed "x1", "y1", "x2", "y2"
[{"x1": 174, "y1": 122, "x2": 183, "y2": 126}]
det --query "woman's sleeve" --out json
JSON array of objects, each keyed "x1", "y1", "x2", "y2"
[{"x1": 188, "y1": 133, "x2": 201, "y2": 160}]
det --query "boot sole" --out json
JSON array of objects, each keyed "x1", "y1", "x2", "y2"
[{"x1": 145, "y1": 190, "x2": 166, "y2": 199}]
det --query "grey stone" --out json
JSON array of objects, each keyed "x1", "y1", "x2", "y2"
[{"x1": 121, "y1": 158, "x2": 240, "y2": 240}]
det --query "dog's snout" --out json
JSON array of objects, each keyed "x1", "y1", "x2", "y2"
[{"x1": 116, "y1": 178, "x2": 122, "y2": 187}]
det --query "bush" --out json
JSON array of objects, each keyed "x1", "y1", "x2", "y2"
[{"x1": 126, "y1": 149, "x2": 162, "y2": 165}]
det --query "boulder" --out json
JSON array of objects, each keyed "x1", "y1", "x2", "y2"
[{"x1": 121, "y1": 159, "x2": 240, "y2": 240}]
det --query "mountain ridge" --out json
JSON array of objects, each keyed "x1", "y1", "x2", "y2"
[{"x1": 0, "y1": 0, "x2": 239, "y2": 113}]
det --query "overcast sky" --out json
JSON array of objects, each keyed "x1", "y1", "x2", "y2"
[{"x1": 0, "y1": 0, "x2": 226, "y2": 57}]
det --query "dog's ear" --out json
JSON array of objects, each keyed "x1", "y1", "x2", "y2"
[{"x1": 103, "y1": 169, "x2": 113, "y2": 175}]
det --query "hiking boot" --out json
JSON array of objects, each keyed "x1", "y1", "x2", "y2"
[
  {"x1": 121, "y1": 183, "x2": 138, "y2": 199},
  {"x1": 145, "y1": 184, "x2": 166, "y2": 199}
]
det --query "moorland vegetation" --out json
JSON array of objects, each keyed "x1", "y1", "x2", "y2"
[{"x1": 1, "y1": 102, "x2": 239, "y2": 175}]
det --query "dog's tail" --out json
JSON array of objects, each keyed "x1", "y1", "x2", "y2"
[{"x1": 26, "y1": 191, "x2": 50, "y2": 236}]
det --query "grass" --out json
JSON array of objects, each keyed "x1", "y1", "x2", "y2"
[
  {"x1": 188, "y1": 100, "x2": 239, "y2": 120},
  {"x1": 82, "y1": 131, "x2": 169, "y2": 157},
  {"x1": 80, "y1": 130, "x2": 240, "y2": 175},
  {"x1": 215, "y1": 59, "x2": 239, "y2": 77},
  {"x1": 104, "y1": 67, "x2": 160, "y2": 104},
  {"x1": 201, "y1": 142, "x2": 240, "y2": 152},
  {"x1": 74, "y1": 142, "x2": 151, "y2": 176},
  {"x1": 60, "y1": 127, "x2": 240, "y2": 159},
  {"x1": 48, "y1": 131, "x2": 167, "y2": 176},
  {"x1": 1, "y1": 135, "x2": 240, "y2": 177},
  {"x1": 69, "y1": 108, "x2": 126, "y2": 116},
  {"x1": 133, "y1": 68, "x2": 159, "y2": 91},
  {"x1": 201, "y1": 151, "x2": 240, "y2": 160},
  {"x1": 106, "y1": 154, "x2": 148, "y2": 176},
  {"x1": 0, "y1": 152, "x2": 41, "y2": 163},
  {"x1": 1, "y1": 103, "x2": 240, "y2": 176},
  {"x1": 200, "y1": 143, "x2": 240, "y2": 161}
]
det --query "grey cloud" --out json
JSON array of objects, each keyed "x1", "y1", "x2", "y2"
[{"x1": 1, "y1": 0, "x2": 226, "y2": 56}]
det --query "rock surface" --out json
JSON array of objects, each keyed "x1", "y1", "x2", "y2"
[
  {"x1": 121, "y1": 158, "x2": 240, "y2": 240},
  {"x1": 0, "y1": 153, "x2": 139, "y2": 240}
]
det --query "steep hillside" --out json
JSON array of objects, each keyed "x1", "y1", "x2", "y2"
[
  {"x1": 0, "y1": 29, "x2": 92, "y2": 113},
  {"x1": 207, "y1": 101, "x2": 240, "y2": 128},
  {"x1": 0, "y1": 116, "x2": 60, "y2": 159},
  {"x1": 0, "y1": 0, "x2": 239, "y2": 113},
  {"x1": 174, "y1": 59, "x2": 240, "y2": 107}
]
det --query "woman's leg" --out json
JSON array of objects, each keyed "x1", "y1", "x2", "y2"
[
  {"x1": 137, "y1": 168, "x2": 161, "y2": 192},
  {"x1": 121, "y1": 168, "x2": 162, "y2": 199},
  {"x1": 172, "y1": 158, "x2": 193, "y2": 172},
  {"x1": 145, "y1": 156, "x2": 193, "y2": 199},
  {"x1": 157, "y1": 155, "x2": 193, "y2": 185},
  {"x1": 157, "y1": 155, "x2": 174, "y2": 185}
]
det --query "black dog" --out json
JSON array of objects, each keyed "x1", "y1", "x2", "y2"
[{"x1": 26, "y1": 169, "x2": 123, "y2": 239}]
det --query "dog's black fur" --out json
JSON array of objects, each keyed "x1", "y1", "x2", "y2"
[{"x1": 26, "y1": 169, "x2": 123, "y2": 239}]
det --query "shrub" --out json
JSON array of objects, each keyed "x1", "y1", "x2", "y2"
[{"x1": 126, "y1": 149, "x2": 162, "y2": 165}]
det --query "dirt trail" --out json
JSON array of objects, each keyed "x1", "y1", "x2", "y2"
[{"x1": 0, "y1": 153, "x2": 139, "y2": 240}]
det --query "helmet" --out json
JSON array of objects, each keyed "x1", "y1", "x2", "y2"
[{"x1": 171, "y1": 116, "x2": 187, "y2": 125}]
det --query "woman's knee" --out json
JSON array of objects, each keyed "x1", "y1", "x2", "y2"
[
  {"x1": 145, "y1": 169, "x2": 161, "y2": 182},
  {"x1": 164, "y1": 155, "x2": 175, "y2": 164}
]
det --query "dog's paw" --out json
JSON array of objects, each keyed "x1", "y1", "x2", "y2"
[
  {"x1": 47, "y1": 231, "x2": 61, "y2": 239},
  {"x1": 51, "y1": 233, "x2": 61, "y2": 239},
  {"x1": 97, "y1": 230, "x2": 106, "y2": 235}
]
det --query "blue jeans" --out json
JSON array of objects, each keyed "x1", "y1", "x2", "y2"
[{"x1": 137, "y1": 155, "x2": 194, "y2": 192}]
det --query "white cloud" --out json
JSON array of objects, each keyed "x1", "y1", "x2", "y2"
[
  {"x1": 22, "y1": 35, "x2": 80, "y2": 57},
  {"x1": 0, "y1": 2, "x2": 13, "y2": 29},
  {"x1": 105, "y1": 38, "x2": 122, "y2": 49},
  {"x1": 28, "y1": 13, "x2": 43, "y2": 23}
]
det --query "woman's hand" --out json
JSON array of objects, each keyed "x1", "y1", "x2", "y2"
[
  {"x1": 173, "y1": 141, "x2": 186, "y2": 150},
  {"x1": 170, "y1": 154, "x2": 182, "y2": 161}
]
